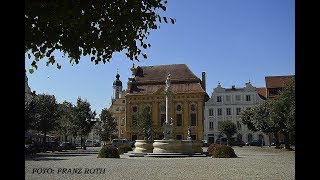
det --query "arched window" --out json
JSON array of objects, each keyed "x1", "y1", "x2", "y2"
[
  {"x1": 132, "y1": 105, "x2": 138, "y2": 127},
  {"x1": 159, "y1": 103, "x2": 166, "y2": 126},
  {"x1": 190, "y1": 103, "x2": 197, "y2": 126},
  {"x1": 176, "y1": 103, "x2": 183, "y2": 127}
]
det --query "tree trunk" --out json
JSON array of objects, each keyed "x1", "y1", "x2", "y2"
[
  {"x1": 284, "y1": 132, "x2": 291, "y2": 150},
  {"x1": 274, "y1": 132, "x2": 280, "y2": 149},
  {"x1": 80, "y1": 135, "x2": 83, "y2": 149},
  {"x1": 268, "y1": 133, "x2": 272, "y2": 147},
  {"x1": 43, "y1": 131, "x2": 47, "y2": 143}
]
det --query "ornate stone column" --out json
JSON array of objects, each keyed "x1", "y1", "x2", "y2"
[{"x1": 163, "y1": 73, "x2": 173, "y2": 140}]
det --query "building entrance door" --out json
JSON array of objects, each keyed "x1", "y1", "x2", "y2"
[{"x1": 208, "y1": 136, "x2": 214, "y2": 145}]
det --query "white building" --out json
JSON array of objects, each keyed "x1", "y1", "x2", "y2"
[{"x1": 204, "y1": 82, "x2": 269, "y2": 145}]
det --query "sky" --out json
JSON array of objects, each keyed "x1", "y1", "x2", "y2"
[{"x1": 25, "y1": 0, "x2": 295, "y2": 115}]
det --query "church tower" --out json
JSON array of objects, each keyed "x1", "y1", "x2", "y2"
[{"x1": 112, "y1": 71, "x2": 122, "y2": 100}]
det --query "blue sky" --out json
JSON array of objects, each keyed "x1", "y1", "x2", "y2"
[{"x1": 25, "y1": 0, "x2": 295, "y2": 115}]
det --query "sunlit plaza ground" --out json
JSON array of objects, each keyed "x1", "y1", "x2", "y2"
[{"x1": 25, "y1": 146, "x2": 295, "y2": 180}]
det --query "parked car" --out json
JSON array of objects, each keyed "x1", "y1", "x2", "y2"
[
  {"x1": 112, "y1": 139, "x2": 133, "y2": 148},
  {"x1": 25, "y1": 143, "x2": 41, "y2": 155},
  {"x1": 214, "y1": 137, "x2": 245, "y2": 147},
  {"x1": 230, "y1": 138, "x2": 246, "y2": 147},
  {"x1": 85, "y1": 140, "x2": 100, "y2": 147},
  {"x1": 41, "y1": 141, "x2": 62, "y2": 152},
  {"x1": 130, "y1": 140, "x2": 136, "y2": 148},
  {"x1": 215, "y1": 137, "x2": 228, "y2": 145},
  {"x1": 59, "y1": 142, "x2": 77, "y2": 150},
  {"x1": 202, "y1": 140, "x2": 208, "y2": 147},
  {"x1": 246, "y1": 140, "x2": 265, "y2": 146}
]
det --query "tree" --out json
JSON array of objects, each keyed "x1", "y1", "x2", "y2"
[
  {"x1": 240, "y1": 108, "x2": 257, "y2": 132},
  {"x1": 74, "y1": 97, "x2": 96, "y2": 148},
  {"x1": 25, "y1": 0, "x2": 175, "y2": 72},
  {"x1": 241, "y1": 101, "x2": 281, "y2": 147},
  {"x1": 271, "y1": 78, "x2": 295, "y2": 149},
  {"x1": 25, "y1": 97, "x2": 37, "y2": 132},
  {"x1": 30, "y1": 94, "x2": 59, "y2": 143},
  {"x1": 136, "y1": 105, "x2": 153, "y2": 140},
  {"x1": 218, "y1": 121, "x2": 237, "y2": 146},
  {"x1": 96, "y1": 108, "x2": 117, "y2": 142},
  {"x1": 252, "y1": 101, "x2": 280, "y2": 147},
  {"x1": 57, "y1": 101, "x2": 77, "y2": 142}
]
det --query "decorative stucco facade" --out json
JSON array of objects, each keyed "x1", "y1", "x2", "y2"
[
  {"x1": 124, "y1": 64, "x2": 209, "y2": 141},
  {"x1": 204, "y1": 82, "x2": 269, "y2": 145}
]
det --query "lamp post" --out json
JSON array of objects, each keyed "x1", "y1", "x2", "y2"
[{"x1": 91, "y1": 119, "x2": 97, "y2": 149}]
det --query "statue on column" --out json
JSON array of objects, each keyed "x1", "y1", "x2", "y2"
[
  {"x1": 187, "y1": 126, "x2": 192, "y2": 140},
  {"x1": 165, "y1": 72, "x2": 171, "y2": 94}
]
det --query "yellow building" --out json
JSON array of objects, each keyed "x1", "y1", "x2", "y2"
[
  {"x1": 124, "y1": 64, "x2": 209, "y2": 141},
  {"x1": 108, "y1": 73, "x2": 126, "y2": 139}
]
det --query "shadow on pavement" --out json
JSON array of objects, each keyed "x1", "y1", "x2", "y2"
[{"x1": 25, "y1": 151, "x2": 97, "y2": 161}]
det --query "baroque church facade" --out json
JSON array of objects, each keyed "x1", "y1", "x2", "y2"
[
  {"x1": 110, "y1": 64, "x2": 209, "y2": 141},
  {"x1": 108, "y1": 72, "x2": 127, "y2": 139}
]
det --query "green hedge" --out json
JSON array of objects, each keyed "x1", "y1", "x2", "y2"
[
  {"x1": 118, "y1": 144, "x2": 133, "y2": 154},
  {"x1": 207, "y1": 144, "x2": 237, "y2": 158},
  {"x1": 98, "y1": 145, "x2": 120, "y2": 158}
]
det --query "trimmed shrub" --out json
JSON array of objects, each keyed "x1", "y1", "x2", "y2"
[
  {"x1": 98, "y1": 145, "x2": 120, "y2": 158},
  {"x1": 212, "y1": 144, "x2": 237, "y2": 158},
  {"x1": 118, "y1": 144, "x2": 133, "y2": 154},
  {"x1": 207, "y1": 143, "x2": 217, "y2": 156}
]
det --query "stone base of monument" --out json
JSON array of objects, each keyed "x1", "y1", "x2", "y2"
[
  {"x1": 125, "y1": 140, "x2": 154, "y2": 157},
  {"x1": 146, "y1": 139, "x2": 205, "y2": 157}
]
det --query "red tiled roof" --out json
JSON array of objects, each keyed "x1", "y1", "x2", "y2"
[
  {"x1": 130, "y1": 83, "x2": 206, "y2": 95},
  {"x1": 134, "y1": 64, "x2": 200, "y2": 83},
  {"x1": 256, "y1": 87, "x2": 267, "y2": 99},
  {"x1": 128, "y1": 64, "x2": 206, "y2": 95},
  {"x1": 265, "y1": 75, "x2": 294, "y2": 88}
]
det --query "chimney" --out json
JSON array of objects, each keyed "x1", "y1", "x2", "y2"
[{"x1": 201, "y1": 72, "x2": 206, "y2": 91}]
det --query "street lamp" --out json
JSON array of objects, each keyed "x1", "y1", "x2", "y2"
[{"x1": 91, "y1": 119, "x2": 97, "y2": 149}]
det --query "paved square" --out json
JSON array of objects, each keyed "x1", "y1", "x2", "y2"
[{"x1": 25, "y1": 146, "x2": 295, "y2": 180}]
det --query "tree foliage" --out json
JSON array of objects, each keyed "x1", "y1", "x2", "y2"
[
  {"x1": 253, "y1": 101, "x2": 279, "y2": 135},
  {"x1": 136, "y1": 105, "x2": 153, "y2": 140},
  {"x1": 96, "y1": 108, "x2": 117, "y2": 141},
  {"x1": 240, "y1": 78, "x2": 295, "y2": 148},
  {"x1": 74, "y1": 97, "x2": 96, "y2": 140},
  {"x1": 240, "y1": 108, "x2": 257, "y2": 132},
  {"x1": 241, "y1": 101, "x2": 281, "y2": 147},
  {"x1": 25, "y1": 97, "x2": 37, "y2": 132},
  {"x1": 25, "y1": 0, "x2": 175, "y2": 72},
  {"x1": 271, "y1": 78, "x2": 295, "y2": 148},
  {"x1": 57, "y1": 101, "x2": 77, "y2": 140},
  {"x1": 28, "y1": 94, "x2": 59, "y2": 142},
  {"x1": 218, "y1": 120, "x2": 237, "y2": 145},
  {"x1": 272, "y1": 78, "x2": 295, "y2": 134}
]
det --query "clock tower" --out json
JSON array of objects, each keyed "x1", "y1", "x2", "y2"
[{"x1": 112, "y1": 72, "x2": 122, "y2": 100}]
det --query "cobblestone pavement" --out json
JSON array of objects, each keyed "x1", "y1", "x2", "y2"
[{"x1": 25, "y1": 146, "x2": 295, "y2": 180}]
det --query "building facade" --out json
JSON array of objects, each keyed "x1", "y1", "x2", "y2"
[
  {"x1": 108, "y1": 73, "x2": 127, "y2": 139},
  {"x1": 204, "y1": 82, "x2": 268, "y2": 145},
  {"x1": 124, "y1": 64, "x2": 209, "y2": 141},
  {"x1": 265, "y1": 75, "x2": 295, "y2": 99}
]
